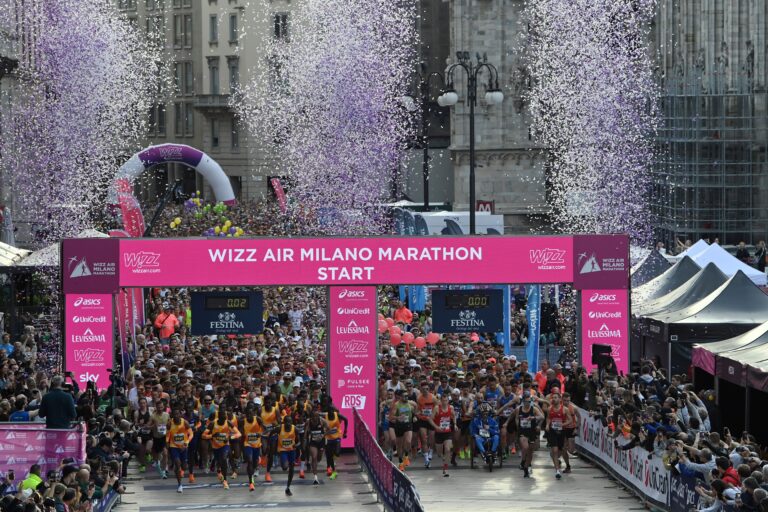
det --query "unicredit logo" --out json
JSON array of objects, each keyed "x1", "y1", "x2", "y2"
[
  {"x1": 74, "y1": 297, "x2": 101, "y2": 307},
  {"x1": 589, "y1": 292, "x2": 617, "y2": 303},
  {"x1": 338, "y1": 289, "x2": 365, "y2": 299},
  {"x1": 588, "y1": 311, "x2": 622, "y2": 319},
  {"x1": 336, "y1": 307, "x2": 371, "y2": 315},
  {"x1": 72, "y1": 316, "x2": 108, "y2": 323}
]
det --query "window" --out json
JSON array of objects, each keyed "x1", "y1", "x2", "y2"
[
  {"x1": 172, "y1": 0, "x2": 181, "y2": 8},
  {"x1": 145, "y1": 0, "x2": 156, "y2": 10},
  {"x1": 229, "y1": 14, "x2": 238, "y2": 43},
  {"x1": 174, "y1": 62, "x2": 183, "y2": 94},
  {"x1": 273, "y1": 13, "x2": 289, "y2": 40},
  {"x1": 148, "y1": 105, "x2": 156, "y2": 134},
  {"x1": 184, "y1": 14, "x2": 193, "y2": 47},
  {"x1": 156, "y1": 104, "x2": 166, "y2": 136},
  {"x1": 208, "y1": 57, "x2": 220, "y2": 95},
  {"x1": 211, "y1": 119, "x2": 220, "y2": 148},
  {"x1": 228, "y1": 57, "x2": 239, "y2": 92},
  {"x1": 209, "y1": 15, "x2": 218, "y2": 43},
  {"x1": 174, "y1": 102, "x2": 183, "y2": 135},
  {"x1": 146, "y1": 15, "x2": 163, "y2": 36},
  {"x1": 184, "y1": 61, "x2": 194, "y2": 95},
  {"x1": 184, "y1": 103, "x2": 194, "y2": 135},
  {"x1": 231, "y1": 120, "x2": 239, "y2": 149},
  {"x1": 119, "y1": 0, "x2": 137, "y2": 10},
  {"x1": 182, "y1": 0, "x2": 192, "y2": 6},
  {"x1": 173, "y1": 15, "x2": 183, "y2": 47}
]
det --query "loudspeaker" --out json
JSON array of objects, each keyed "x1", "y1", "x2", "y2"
[{"x1": 591, "y1": 344, "x2": 612, "y2": 365}]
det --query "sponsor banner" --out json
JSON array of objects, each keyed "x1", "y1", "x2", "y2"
[
  {"x1": 354, "y1": 409, "x2": 424, "y2": 512},
  {"x1": 0, "y1": 423, "x2": 87, "y2": 480},
  {"x1": 329, "y1": 287, "x2": 377, "y2": 449},
  {"x1": 65, "y1": 294, "x2": 114, "y2": 390},
  {"x1": 431, "y1": 289, "x2": 504, "y2": 333},
  {"x1": 116, "y1": 289, "x2": 133, "y2": 377},
  {"x1": 575, "y1": 406, "x2": 669, "y2": 506},
  {"x1": 62, "y1": 238, "x2": 120, "y2": 294},
  {"x1": 190, "y1": 292, "x2": 264, "y2": 335},
  {"x1": 573, "y1": 234, "x2": 629, "y2": 290},
  {"x1": 270, "y1": 177, "x2": 288, "y2": 214},
  {"x1": 130, "y1": 288, "x2": 144, "y2": 359},
  {"x1": 669, "y1": 474, "x2": 702, "y2": 512},
  {"x1": 115, "y1": 178, "x2": 146, "y2": 237},
  {"x1": 525, "y1": 285, "x2": 541, "y2": 365},
  {"x1": 581, "y1": 289, "x2": 629, "y2": 375},
  {"x1": 116, "y1": 237, "x2": 576, "y2": 287}
]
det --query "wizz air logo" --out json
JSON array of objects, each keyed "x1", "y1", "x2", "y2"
[
  {"x1": 338, "y1": 340, "x2": 368, "y2": 354},
  {"x1": 74, "y1": 348, "x2": 105, "y2": 363},
  {"x1": 123, "y1": 252, "x2": 161, "y2": 269},
  {"x1": 529, "y1": 248, "x2": 566, "y2": 266}
]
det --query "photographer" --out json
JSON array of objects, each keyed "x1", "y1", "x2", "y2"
[{"x1": 38, "y1": 375, "x2": 76, "y2": 429}]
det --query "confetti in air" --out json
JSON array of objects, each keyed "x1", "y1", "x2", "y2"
[
  {"x1": 0, "y1": 0, "x2": 167, "y2": 243},
  {"x1": 236, "y1": 0, "x2": 418, "y2": 236},
  {"x1": 523, "y1": 0, "x2": 658, "y2": 244}
]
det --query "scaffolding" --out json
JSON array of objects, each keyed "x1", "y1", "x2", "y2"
[{"x1": 652, "y1": 69, "x2": 768, "y2": 246}]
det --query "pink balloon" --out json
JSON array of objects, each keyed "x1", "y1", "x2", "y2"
[
  {"x1": 378, "y1": 320, "x2": 388, "y2": 333},
  {"x1": 414, "y1": 336, "x2": 426, "y2": 349},
  {"x1": 390, "y1": 333, "x2": 402, "y2": 345},
  {"x1": 378, "y1": 313, "x2": 385, "y2": 321},
  {"x1": 403, "y1": 332, "x2": 414, "y2": 344},
  {"x1": 389, "y1": 325, "x2": 401, "y2": 336},
  {"x1": 385, "y1": 317, "x2": 395, "y2": 327},
  {"x1": 426, "y1": 332, "x2": 440, "y2": 345}
]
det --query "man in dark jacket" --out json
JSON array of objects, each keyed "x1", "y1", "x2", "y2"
[{"x1": 39, "y1": 375, "x2": 77, "y2": 428}]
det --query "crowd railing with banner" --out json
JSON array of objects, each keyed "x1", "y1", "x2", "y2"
[
  {"x1": 0, "y1": 422, "x2": 87, "y2": 477},
  {"x1": 575, "y1": 406, "x2": 705, "y2": 512},
  {"x1": 353, "y1": 409, "x2": 424, "y2": 512}
]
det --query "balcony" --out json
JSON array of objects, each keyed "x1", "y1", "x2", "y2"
[{"x1": 195, "y1": 94, "x2": 232, "y2": 113}]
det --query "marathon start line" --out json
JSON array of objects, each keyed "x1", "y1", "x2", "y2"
[{"x1": 61, "y1": 234, "x2": 629, "y2": 448}]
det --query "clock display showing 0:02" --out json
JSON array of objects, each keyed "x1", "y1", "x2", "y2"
[
  {"x1": 205, "y1": 296, "x2": 250, "y2": 310},
  {"x1": 444, "y1": 293, "x2": 491, "y2": 309}
]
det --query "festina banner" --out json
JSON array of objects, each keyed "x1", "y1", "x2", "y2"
[{"x1": 431, "y1": 289, "x2": 504, "y2": 333}]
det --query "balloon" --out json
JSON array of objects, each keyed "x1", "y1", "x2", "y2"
[
  {"x1": 174, "y1": 217, "x2": 181, "y2": 224},
  {"x1": 414, "y1": 337, "x2": 426, "y2": 349},
  {"x1": 390, "y1": 333, "x2": 402, "y2": 346},
  {"x1": 389, "y1": 325, "x2": 401, "y2": 336},
  {"x1": 196, "y1": 190, "x2": 201, "y2": 196},
  {"x1": 169, "y1": 221, "x2": 176, "y2": 228},
  {"x1": 214, "y1": 226, "x2": 221, "y2": 234},
  {"x1": 378, "y1": 313, "x2": 385, "y2": 321},
  {"x1": 234, "y1": 232, "x2": 241, "y2": 237},
  {"x1": 426, "y1": 332, "x2": 440, "y2": 345},
  {"x1": 385, "y1": 317, "x2": 394, "y2": 328},
  {"x1": 229, "y1": 227, "x2": 236, "y2": 234},
  {"x1": 378, "y1": 320, "x2": 388, "y2": 333},
  {"x1": 403, "y1": 332, "x2": 414, "y2": 344}
]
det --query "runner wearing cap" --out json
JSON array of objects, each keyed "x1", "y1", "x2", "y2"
[
  {"x1": 449, "y1": 388, "x2": 464, "y2": 466},
  {"x1": 513, "y1": 392, "x2": 545, "y2": 478},
  {"x1": 428, "y1": 394, "x2": 456, "y2": 477},
  {"x1": 415, "y1": 381, "x2": 437, "y2": 468},
  {"x1": 149, "y1": 399, "x2": 170, "y2": 479},
  {"x1": 389, "y1": 390, "x2": 416, "y2": 471},
  {"x1": 497, "y1": 381, "x2": 519, "y2": 458}
]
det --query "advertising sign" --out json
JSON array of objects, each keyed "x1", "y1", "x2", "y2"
[
  {"x1": 0, "y1": 423, "x2": 87, "y2": 480},
  {"x1": 62, "y1": 238, "x2": 120, "y2": 294},
  {"x1": 64, "y1": 294, "x2": 114, "y2": 389},
  {"x1": 575, "y1": 406, "x2": 669, "y2": 506},
  {"x1": 573, "y1": 234, "x2": 629, "y2": 290},
  {"x1": 329, "y1": 286, "x2": 377, "y2": 449},
  {"x1": 525, "y1": 285, "x2": 541, "y2": 366},
  {"x1": 190, "y1": 292, "x2": 264, "y2": 335},
  {"x1": 115, "y1": 236, "x2": 575, "y2": 287},
  {"x1": 581, "y1": 289, "x2": 629, "y2": 374},
  {"x1": 431, "y1": 289, "x2": 504, "y2": 333}
]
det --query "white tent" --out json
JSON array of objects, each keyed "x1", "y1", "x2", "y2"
[
  {"x1": 20, "y1": 229, "x2": 109, "y2": 267},
  {"x1": 672, "y1": 239, "x2": 711, "y2": 260},
  {"x1": 0, "y1": 241, "x2": 31, "y2": 267},
  {"x1": 689, "y1": 243, "x2": 767, "y2": 286}
]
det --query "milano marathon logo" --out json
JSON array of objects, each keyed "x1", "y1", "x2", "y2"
[{"x1": 67, "y1": 256, "x2": 92, "y2": 278}]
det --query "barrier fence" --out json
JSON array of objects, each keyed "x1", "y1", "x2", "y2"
[
  {"x1": 353, "y1": 409, "x2": 425, "y2": 512},
  {"x1": 575, "y1": 406, "x2": 705, "y2": 512},
  {"x1": 0, "y1": 423, "x2": 87, "y2": 477}
]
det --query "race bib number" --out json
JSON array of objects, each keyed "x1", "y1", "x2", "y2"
[
  {"x1": 281, "y1": 438, "x2": 293, "y2": 448},
  {"x1": 479, "y1": 428, "x2": 490, "y2": 438},
  {"x1": 214, "y1": 432, "x2": 227, "y2": 443},
  {"x1": 247, "y1": 434, "x2": 260, "y2": 444},
  {"x1": 520, "y1": 418, "x2": 532, "y2": 428},
  {"x1": 311, "y1": 431, "x2": 324, "y2": 442},
  {"x1": 327, "y1": 427, "x2": 338, "y2": 436},
  {"x1": 439, "y1": 418, "x2": 451, "y2": 431},
  {"x1": 140, "y1": 427, "x2": 151, "y2": 435},
  {"x1": 421, "y1": 408, "x2": 432, "y2": 417},
  {"x1": 398, "y1": 415, "x2": 408, "y2": 423},
  {"x1": 502, "y1": 408, "x2": 513, "y2": 417},
  {"x1": 173, "y1": 434, "x2": 186, "y2": 444},
  {"x1": 551, "y1": 420, "x2": 563, "y2": 431},
  {"x1": 157, "y1": 425, "x2": 167, "y2": 435}
]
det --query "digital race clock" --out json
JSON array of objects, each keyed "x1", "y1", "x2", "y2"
[
  {"x1": 444, "y1": 292, "x2": 492, "y2": 309},
  {"x1": 204, "y1": 295, "x2": 250, "y2": 310}
]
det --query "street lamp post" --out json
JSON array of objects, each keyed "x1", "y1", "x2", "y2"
[
  {"x1": 402, "y1": 65, "x2": 447, "y2": 212},
  {"x1": 438, "y1": 51, "x2": 503, "y2": 235}
]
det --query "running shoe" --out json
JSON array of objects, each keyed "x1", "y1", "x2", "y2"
[
  {"x1": 180, "y1": 470, "x2": 185, "y2": 479},
  {"x1": 177, "y1": 484, "x2": 183, "y2": 493},
  {"x1": 249, "y1": 483, "x2": 255, "y2": 492},
  {"x1": 161, "y1": 471, "x2": 168, "y2": 480},
  {"x1": 255, "y1": 470, "x2": 260, "y2": 478},
  {"x1": 217, "y1": 472, "x2": 224, "y2": 482},
  {"x1": 285, "y1": 488, "x2": 292, "y2": 496},
  {"x1": 555, "y1": 470, "x2": 562, "y2": 480},
  {"x1": 523, "y1": 468, "x2": 530, "y2": 478},
  {"x1": 188, "y1": 474, "x2": 195, "y2": 483},
  {"x1": 264, "y1": 472, "x2": 272, "y2": 483},
  {"x1": 326, "y1": 467, "x2": 333, "y2": 476},
  {"x1": 330, "y1": 471, "x2": 338, "y2": 480},
  {"x1": 231, "y1": 471, "x2": 237, "y2": 480},
  {"x1": 299, "y1": 470, "x2": 305, "y2": 479},
  {"x1": 564, "y1": 465, "x2": 571, "y2": 473},
  {"x1": 222, "y1": 481, "x2": 230, "y2": 490},
  {"x1": 398, "y1": 462, "x2": 405, "y2": 471},
  {"x1": 313, "y1": 476, "x2": 319, "y2": 486},
  {"x1": 511, "y1": 446, "x2": 517, "y2": 455},
  {"x1": 403, "y1": 456, "x2": 411, "y2": 467}
]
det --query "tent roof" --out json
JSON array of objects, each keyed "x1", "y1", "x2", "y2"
[
  {"x1": 689, "y1": 243, "x2": 766, "y2": 286},
  {"x1": 0, "y1": 241, "x2": 31, "y2": 267},
  {"x1": 647, "y1": 270, "x2": 768, "y2": 325},
  {"x1": 631, "y1": 249, "x2": 672, "y2": 288},
  {"x1": 634, "y1": 262, "x2": 727, "y2": 318},
  {"x1": 676, "y1": 239, "x2": 710, "y2": 259},
  {"x1": 632, "y1": 256, "x2": 701, "y2": 304},
  {"x1": 693, "y1": 322, "x2": 768, "y2": 356},
  {"x1": 720, "y1": 341, "x2": 768, "y2": 365},
  {"x1": 19, "y1": 229, "x2": 109, "y2": 267}
]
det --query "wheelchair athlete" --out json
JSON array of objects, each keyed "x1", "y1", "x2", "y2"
[{"x1": 470, "y1": 402, "x2": 500, "y2": 466}]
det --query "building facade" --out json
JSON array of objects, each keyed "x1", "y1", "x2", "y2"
[
  {"x1": 652, "y1": 0, "x2": 768, "y2": 246},
  {"x1": 119, "y1": 0, "x2": 297, "y2": 202},
  {"x1": 446, "y1": 0, "x2": 547, "y2": 232}
]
